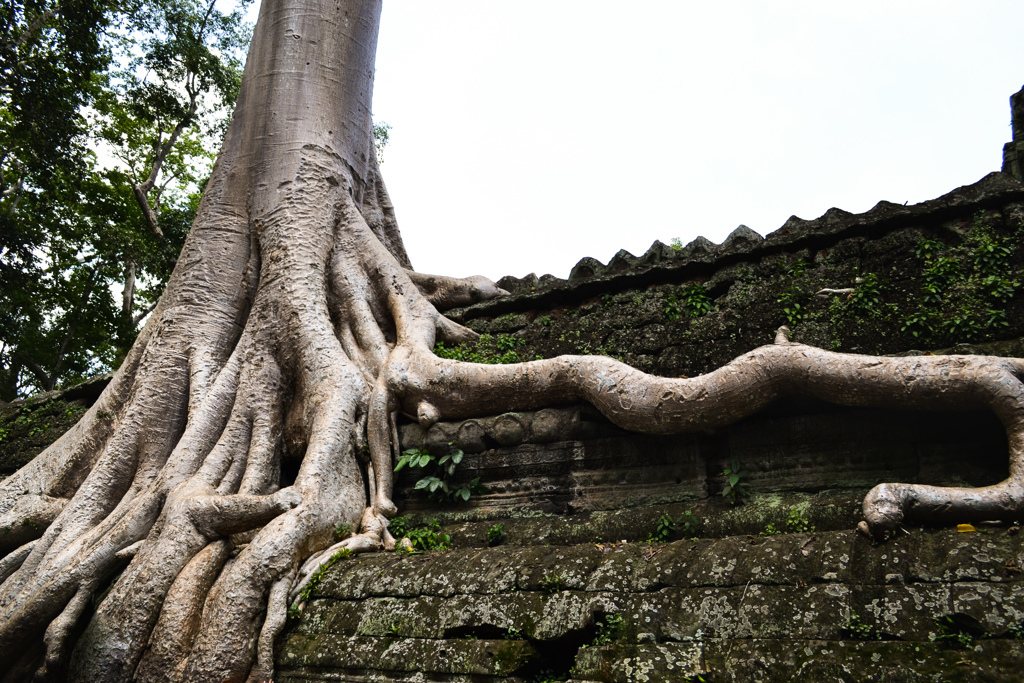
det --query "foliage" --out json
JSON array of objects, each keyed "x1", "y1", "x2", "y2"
[
  {"x1": 784, "y1": 507, "x2": 815, "y2": 533},
  {"x1": 777, "y1": 288, "x2": 806, "y2": 327},
  {"x1": 846, "y1": 272, "x2": 885, "y2": 317},
  {"x1": 433, "y1": 333, "x2": 527, "y2": 365},
  {"x1": 782, "y1": 258, "x2": 811, "y2": 278},
  {"x1": 395, "y1": 518, "x2": 451, "y2": 553},
  {"x1": 387, "y1": 516, "x2": 410, "y2": 540},
  {"x1": 1009, "y1": 621, "x2": 1024, "y2": 639},
  {"x1": 648, "y1": 511, "x2": 676, "y2": 543},
  {"x1": 843, "y1": 613, "x2": 879, "y2": 640},
  {"x1": 540, "y1": 573, "x2": 566, "y2": 594},
  {"x1": 592, "y1": 613, "x2": 624, "y2": 646},
  {"x1": 762, "y1": 506, "x2": 814, "y2": 535},
  {"x1": 372, "y1": 120, "x2": 391, "y2": 161},
  {"x1": 721, "y1": 459, "x2": 750, "y2": 505},
  {"x1": 295, "y1": 547, "x2": 353, "y2": 606},
  {"x1": 680, "y1": 284, "x2": 714, "y2": 318},
  {"x1": 395, "y1": 446, "x2": 482, "y2": 503},
  {"x1": 486, "y1": 522, "x2": 505, "y2": 546},
  {"x1": 670, "y1": 237, "x2": 683, "y2": 250},
  {"x1": 0, "y1": 0, "x2": 253, "y2": 400},
  {"x1": 775, "y1": 258, "x2": 813, "y2": 327},
  {"x1": 333, "y1": 522, "x2": 352, "y2": 541},
  {"x1": 901, "y1": 221, "x2": 1021, "y2": 346},
  {"x1": 663, "y1": 284, "x2": 715, "y2": 322},
  {"x1": 531, "y1": 670, "x2": 567, "y2": 683},
  {"x1": 647, "y1": 510, "x2": 697, "y2": 543},
  {"x1": 931, "y1": 615, "x2": 975, "y2": 649},
  {"x1": 900, "y1": 310, "x2": 937, "y2": 339},
  {"x1": 663, "y1": 294, "x2": 682, "y2": 322}
]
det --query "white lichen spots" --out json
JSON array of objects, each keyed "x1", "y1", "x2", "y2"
[
  {"x1": 823, "y1": 584, "x2": 847, "y2": 599},
  {"x1": 871, "y1": 652, "x2": 882, "y2": 663},
  {"x1": 623, "y1": 657, "x2": 656, "y2": 682},
  {"x1": 710, "y1": 557, "x2": 736, "y2": 581}
]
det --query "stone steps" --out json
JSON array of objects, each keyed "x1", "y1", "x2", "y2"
[{"x1": 276, "y1": 526, "x2": 1024, "y2": 682}]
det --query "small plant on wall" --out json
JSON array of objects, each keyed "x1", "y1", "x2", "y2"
[
  {"x1": 395, "y1": 446, "x2": 482, "y2": 503},
  {"x1": 721, "y1": 459, "x2": 750, "y2": 505}
]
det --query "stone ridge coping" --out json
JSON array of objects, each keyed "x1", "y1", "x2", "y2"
[
  {"x1": 449, "y1": 171, "x2": 1024, "y2": 323},
  {"x1": 0, "y1": 372, "x2": 111, "y2": 415}
]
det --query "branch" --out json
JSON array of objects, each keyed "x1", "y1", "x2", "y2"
[
  {"x1": 132, "y1": 301, "x2": 158, "y2": 327},
  {"x1": 23, "y1": 360, "x2": 52, "y2": 393},
  {"x1": 131, "y1": 184, "x2": 164, "y2": 238},
  {"x1": 122, "y1": 260, "x2": 136, "y2": 319},
  {"x1": 13, "y1": 8, "x2": 59, "y2": 50},
  {"x1": 131, "y1": 88, "x2": 201, "y2": 239},
  {"x1": 815, "y1": 287, "x2": 854, "y2": 298}
]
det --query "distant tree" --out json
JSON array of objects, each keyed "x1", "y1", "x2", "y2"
[
  {"x1": 0, "y1": 0, "x2": 251, "y2": 400},
  {"x1": 0, "y1": 0, "x2": 114, "y2": 399}
]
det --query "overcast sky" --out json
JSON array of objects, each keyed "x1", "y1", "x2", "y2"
[{"x1": 366, "y1": 1, "x2": 1024, "y2": 282}]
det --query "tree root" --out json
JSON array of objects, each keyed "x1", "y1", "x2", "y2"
[{"x1": 382, "y1": 330, "x2": 1024, "y2": 538}]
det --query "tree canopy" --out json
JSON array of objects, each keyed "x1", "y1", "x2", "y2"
[{"x1": 0, "y1": 0, "x2": 251, "y2": 401}]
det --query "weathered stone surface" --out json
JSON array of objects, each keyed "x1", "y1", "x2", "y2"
[
  {"x1": 573, "y1": 642, "x2": 704, "y2": 681},
  {"x1": 278, "y1": 634, "x2": 536, "y2": 678},
  {"x1": 279, "y1": 527, "x2": 1024, "y2": 681},
  {"x1": 395, "y1": 402, "x2": 1007, "y2": 519}
]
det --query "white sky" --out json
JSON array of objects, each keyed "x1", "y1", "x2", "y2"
[
  {"x1": 270, "y1": 1, "x2": 1024, "y2": 282},
  {"x1": 367, "y1": 1, "x2": 1024, "y2": 281}
]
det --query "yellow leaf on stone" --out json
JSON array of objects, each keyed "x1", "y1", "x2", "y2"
[{"x1": 957, "y1": 524, "x2": 976, "y2": 533}]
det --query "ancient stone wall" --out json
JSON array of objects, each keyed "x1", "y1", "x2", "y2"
[
  {"x1": 275, "y1": 171, "x2": 1024, "y2": 682},
  {"x1": 442, "y1": 173, "x2": 1024, "y2": 382},
  {"x1": 1004, "y1": 85, "x2": 1024, "y2": 181}
]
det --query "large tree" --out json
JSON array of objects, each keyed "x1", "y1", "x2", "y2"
[{"x1": 3, "y1": 1, "x2": 1024, "y2": 681}]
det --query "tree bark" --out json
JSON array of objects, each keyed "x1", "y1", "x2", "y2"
[{"x1": 2, "y1": 1, "x2": 1024, "y2": 681}]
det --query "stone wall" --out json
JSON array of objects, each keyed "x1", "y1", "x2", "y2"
[
  {"x1": 441, "y1": 172, "x2": 1024, "y2": 381},
  {"x1": 1004, "y1": 85, "x2": 1024, "y2": 181},
  {"x1": 280, "y1": 526, "x2": 1024, "y2": 682},
  {"x1": 276, "y1": 173, "x2": 1024, "y2": 682}
]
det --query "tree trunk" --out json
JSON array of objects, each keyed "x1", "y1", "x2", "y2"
[{"x1": 2, "y1": 1, "x2": 1024, "y2": 681}]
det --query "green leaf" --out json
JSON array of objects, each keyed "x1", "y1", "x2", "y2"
[{"x1": 414, "y1": 478, "x2": 431, "y2": 490}]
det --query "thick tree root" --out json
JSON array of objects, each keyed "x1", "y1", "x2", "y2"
[{"x1": 380, "y1": 329, "x2": 1024, "y2": 537}]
